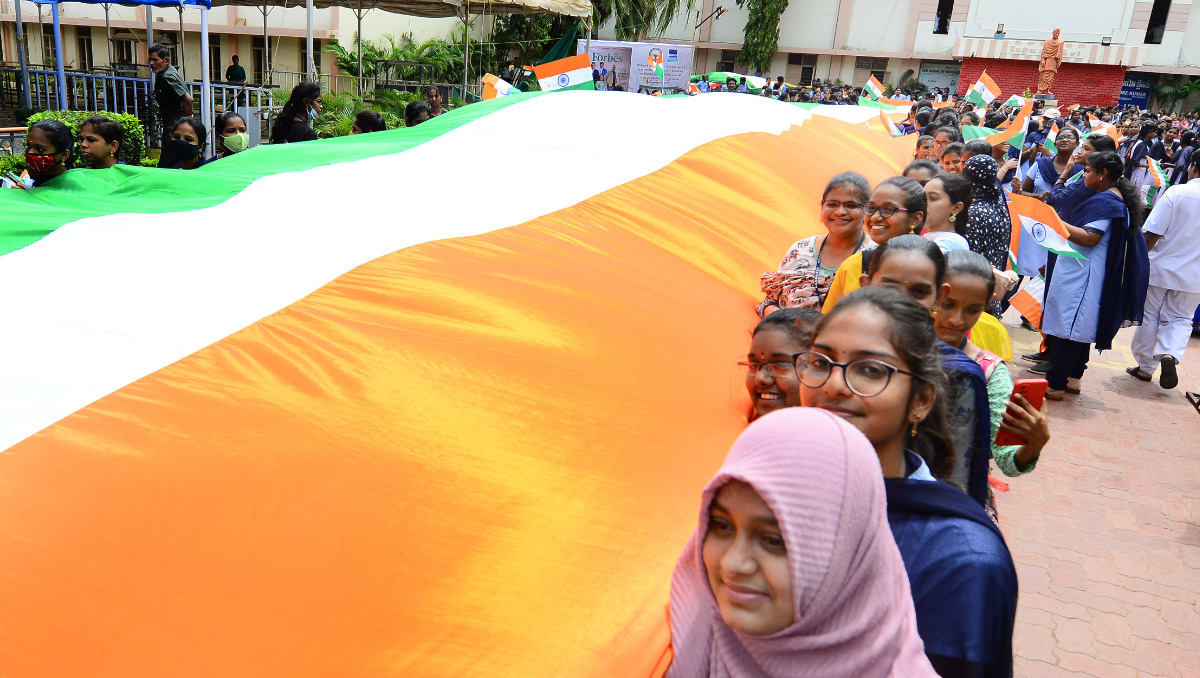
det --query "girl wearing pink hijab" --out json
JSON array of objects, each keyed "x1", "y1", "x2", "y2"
[{"x1": 666, "y1": 408, "x2": 937, "y2": 677}]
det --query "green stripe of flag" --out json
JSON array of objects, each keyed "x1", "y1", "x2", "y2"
[{"x1": 0, "y1": 94, "x2": 536, "y2": 258}]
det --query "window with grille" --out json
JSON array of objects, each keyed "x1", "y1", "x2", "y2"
[
  {"x1": 42, "y1": 34, "x2": 55, "y2": 67},
  {"x1": 76, "y1": 27, "x2": 93, "y2": 72},
  {"x1": 786, "y1": 53, "x2": 818, "y2": 86},
  {"x1": 113, "y1": 40, "x2": 134, "y2": 66},
  {"x1": 717, "y1": 50, "x2": 739, "y2": 72}
]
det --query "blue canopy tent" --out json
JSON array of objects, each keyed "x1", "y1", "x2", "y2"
[{"x1": 26, "y1": 0, "x2": 215, "y2": 152}]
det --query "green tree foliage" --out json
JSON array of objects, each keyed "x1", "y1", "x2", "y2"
[
  {"x1": 26, "y1": 110, "x2": 147, "y2": 165},
  {"x1": 592, "y1": 0, "x2": 696, "y2": 41},
  {"x1": 736, "y1": 0, "x2": 788, "y2": 76},
  {"x1": 1151, "y1": 76, "x2": 1200, "y2": 113},
  {"x1": 324, "y1": 32, "x2": 471, "y2": 83}
]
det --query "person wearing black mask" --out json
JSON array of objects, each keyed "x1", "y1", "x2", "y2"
[
  {"x1": 5, "y1": 119, "x2": 73, "y2": 189},
  {"x1": 160, "y1": 116, "x2": 209, "y2": 170}
]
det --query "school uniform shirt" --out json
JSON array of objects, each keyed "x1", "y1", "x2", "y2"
[{"x1": 1143, "y1": 181, "x2": 1200, "y2": 294}]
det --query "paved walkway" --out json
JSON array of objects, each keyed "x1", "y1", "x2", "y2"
[{"x1": 998, "y1": 315, "x2": 1200, "y2": 677}]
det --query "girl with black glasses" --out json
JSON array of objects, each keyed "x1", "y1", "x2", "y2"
[{"x1": 799, "y1": 286, "x2": 1018, "y2": 678}]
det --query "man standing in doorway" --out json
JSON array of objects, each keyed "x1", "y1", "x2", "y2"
[{"x1": 149, "y1": 44, "x2": 192, "y2": 167}]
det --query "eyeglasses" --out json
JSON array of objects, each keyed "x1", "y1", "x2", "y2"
[
  {"x1": 821, "y1": 200, "x2": 864, "y2": 211},
  {"x1": 738, "y1": 354, "x2": 802, "y2": 379},
  {"x1": 793, "y1": 351, "x2": 914, "y2": 397},
  {"x1": 863, "y1": 204, "x2": 910, "y2": 219}
]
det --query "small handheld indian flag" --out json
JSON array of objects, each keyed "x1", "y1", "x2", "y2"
[
  {"x1": 1009, "y1": 276, "x2": 1046, "y2": 331},
  {"x1": 1007, "y1": 192, "x2": 1085, "y2": 277},
  {"x1": 865, "y1": 75, "x2": 885, "y2": 100},
  {"x1": 1002, "y1": 94, "x2": 1025, "y2": 107},
  {"x1": 1044, "y1": 121, "x2": 1061, "y2": 154},
  {"x1": 879, "y1": 108, "x2": 903, "y2": 137},
  {"x1": 532, "y1": 53, "x2": 595, "y2": 92},
  {"x1": 1146, "y1": 158, "x2": 1170, "y2": 206},
  {"x1": 481, "y1": 73, "x2": 517, "y2": 100},
  {"x1": 1088, "y1": 113, "x2": 1102, "y2": 129},
  {"x1": 966, "y1": 72, "x2": 1001, "y2": 106},
  {"x1": 985, "y1": 99, "x2": 1034, "y2": 147}
]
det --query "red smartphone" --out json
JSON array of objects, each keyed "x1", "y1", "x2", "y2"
[{"x1": 995, "y1": 378, "x2": 1048, "y2": 447}]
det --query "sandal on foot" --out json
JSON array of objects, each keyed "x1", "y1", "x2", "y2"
[
  {"x1": 1046, "y1": 388, "x2": 1066, "y2": 401},
  {"x1": 1126, "y1": 366, "x2": 1153, "y2": 382},
  {"x1": 1160, "y1": 357, "x2": 1179, "y2": 390},
  {"x1": 1066, "y1": 378, "x2": 1082, "y2": 394}
]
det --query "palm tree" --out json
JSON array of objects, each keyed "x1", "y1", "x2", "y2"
[
  {"x1": 592, "y1": 0, "x2": 696, "y2": 41},
  {"x1": 1151, "y1": 76, "x2": 1200, "y2": 113}
]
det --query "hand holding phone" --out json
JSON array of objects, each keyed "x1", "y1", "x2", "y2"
[
  {"x1": 3, "y1": 171, "x2": 29, "y2": 189},
  {"x1": 996, "y1": 379, "x2": 1050, "y2": 448}
]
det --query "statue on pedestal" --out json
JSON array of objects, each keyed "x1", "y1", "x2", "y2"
[{"x1": 1037, "y1": 28, "x2": 1065, "y2": 94}]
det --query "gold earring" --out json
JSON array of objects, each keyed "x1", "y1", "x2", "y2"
[
  {"x1": 911, "y1": 415, "x2": 921, "y2": 437},
  {"x1": 949, "y1": 212, "x2": 957, "y2": 223}
]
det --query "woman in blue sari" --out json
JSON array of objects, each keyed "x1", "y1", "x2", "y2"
[
  {"x1": 1042, "y1": 151, "x2": 1149, "y2": 399},
  {"x1": 799, "y1": 287, "x2": 1017, "y2": 677}
]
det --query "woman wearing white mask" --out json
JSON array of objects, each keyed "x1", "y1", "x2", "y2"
[{"x1": 269, "y1": 82, "x2": 321, "y2": 144}]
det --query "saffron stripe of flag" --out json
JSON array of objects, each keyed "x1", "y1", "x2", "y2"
[
  {"x1": 865, "y1": 75, "x2": 885, "y2": 99},
  {"x1": 0, "y1": 94, "x2": 916, "y2": 676},
  {"x1": 965, "y1": 71, "x2": 1001, "y2": 106},
  {"x1": 531, "y1": 53, "x2": 595, "y2": 91},
  {"x1": 1007, "y1": 191, "x2": 1086, "y2": 275}
]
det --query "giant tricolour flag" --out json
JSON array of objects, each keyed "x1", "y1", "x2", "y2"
[
  {"x1": 532, "y1": 53, "x2": 594, "y2": 91},
  {"x1": 0, "y1": 93, "x2": 913, "y2": 676},
  {"x1": 965, "y1": 71, "x2": 1001, "y2": 106}
]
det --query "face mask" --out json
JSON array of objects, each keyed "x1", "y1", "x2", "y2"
[
  {"x1": 307, "y1": 106, "x2": 319, "y2": 123},
  {"x1": 222, "y1": 132, "x2": 249, "y2": 153},
  {"x1": 167, "y1": 139, "x2": 200, "y2": 160},
  {"x1": 25, "y1": 152, "x2": 58, "y2": 174}
]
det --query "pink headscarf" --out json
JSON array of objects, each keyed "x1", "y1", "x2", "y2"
[{"x1": 666, "y1": 408, "x2": 936, "y2": 678}]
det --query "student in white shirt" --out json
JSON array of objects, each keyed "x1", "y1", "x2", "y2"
[{"x1": 1128, "y1": 154, "x2": 1200, "y2": 390}]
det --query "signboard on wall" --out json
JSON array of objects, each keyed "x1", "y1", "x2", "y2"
[
  {"x1": 1118, "y1": 73, "x2": 1156, "y2": 110},
  {"x1": 918, "y1": 61, "x2": 961, "y2": 92},
  {"x1": 579, "y1": 40, "x2": 694, "y2": 92}
]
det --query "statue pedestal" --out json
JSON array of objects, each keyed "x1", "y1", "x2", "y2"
[{"x1": 1033, "y1": 93, "x2": 1056, "y2": 107}]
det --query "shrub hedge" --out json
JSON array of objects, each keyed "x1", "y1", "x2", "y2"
[{"x1": 25, "y1": 110, "x2": 147, "y2": 167}]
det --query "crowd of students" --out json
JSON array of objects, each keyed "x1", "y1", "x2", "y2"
[
  {"x1": 5, "y1": 49, "x2": 450, "y2": 189},
  {"x1": 668, "y1": 93, "x2": 1200, "y2": 677}
]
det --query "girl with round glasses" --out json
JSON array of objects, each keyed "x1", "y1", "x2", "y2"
[
  {"x1": 822, "y1": 177, "x2": 927, "y2": 312},
  {"x1": 758, "y1": 173, "x2": 876, "y2": 315},
  {"x1": 799, "y1": 287, "x2": 1018, "y2": 677},
  {"x1": 740, "y1": 308, "x2": 822, "y2": 422}
]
